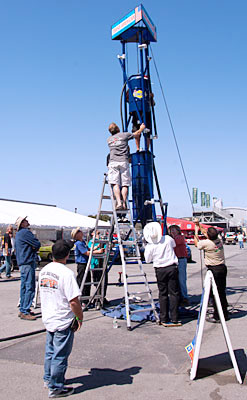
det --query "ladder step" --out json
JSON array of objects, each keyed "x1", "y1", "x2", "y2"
[
  {"x1": 97, "y1": 225, "x2": 112, "y2": 230},
  {"x1": 129, "y1": 308, "x2": 154, "y2": 314},
  {"x1": 122, "y1": 240, "x2": 136, "y2": 246},
  {"x1": 126, "y1": 273, "x2": 146, "y2": 278},
  {"x1": 101, "y1": 211, "x2": 113, "y2": 215},
  {"x1": 84, "y1": 281, "x2": 101, "y2": 286},
  {"x1": 90, "y1": 268, "x2": 104, "y2": 271},
  {"x1": 102, "y1": 195, "x2": 111, "y2": 199},
  {"x1": 94, "y1": 239, "x2": 110, "y2": 244},
  {"x1": 92, "y1": 254, "x2": 106, "y2": 259},
  {"x1": 125, "y1": 256, "x2": 141, "y2": 261},
  {"x1": 129, "y1": 291, "x2": 151, "y2": 296},
  {"x1": 117, "y1": 222, "x2": 133, "y2": 227}
]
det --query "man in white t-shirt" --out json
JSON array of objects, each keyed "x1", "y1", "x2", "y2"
[
  {"x1": 144, "y1": 222, "x2": 181, "y2": 327},
  {"x1": 39, "y1": 240, "x2": 83, "y2": 398}
]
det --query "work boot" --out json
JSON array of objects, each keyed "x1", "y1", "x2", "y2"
[{"x1": 20, "y1": 313, "x2": 36, "y2": 321}]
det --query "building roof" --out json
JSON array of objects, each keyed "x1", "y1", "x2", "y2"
[{"x1": 0, "y1": 198, "x2": 109, "y2": 229}]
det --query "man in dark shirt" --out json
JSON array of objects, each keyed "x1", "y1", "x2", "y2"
[
  {"x1": 0, "y1": 225, "x2": 13, "y2": 279},
  {"x1": 15, "y1": 216, "x2": 40, "y2": 320},
  {"x1": 168, "y1": 225, "x2": 189, "y2": 306}
]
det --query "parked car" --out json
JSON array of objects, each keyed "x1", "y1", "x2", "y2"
[
  {"x1": 38, "y1": 240, "x2": 55, "y2": 261},
  {"x1": 225, "y1": 232, "x2": 237, "y2": 245},
  {"x1": 38, "y1": 240, "x2": 75, "y2": 261}
]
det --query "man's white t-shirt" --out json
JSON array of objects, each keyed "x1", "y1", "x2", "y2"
[
  {"x1": 144, "y1": 235, "x2": 178, "y2": 268},
  {"x1": 39, "y1": 262, "x2": 81, "y2": 332}
]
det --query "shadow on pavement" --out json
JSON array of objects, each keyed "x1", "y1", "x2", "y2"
[
  {"x1": 196, "y1": 349, "x2": 246, "y2": 382},
  {"x1": 66, "y1": 366, "x2": 142, "y2": 394}
]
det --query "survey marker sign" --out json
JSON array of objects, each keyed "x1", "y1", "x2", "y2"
[{"x1": 185, "y1": 270, "x2": 242, "y2": 384}]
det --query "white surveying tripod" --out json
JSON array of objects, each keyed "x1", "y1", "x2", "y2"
[{"x1": 80, "y1": 173, "x2": 159, "y2": 330}]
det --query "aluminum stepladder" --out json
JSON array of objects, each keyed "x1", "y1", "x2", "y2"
[{"x1": 80, "y1": 173, "x2": 160, "y2": 330}]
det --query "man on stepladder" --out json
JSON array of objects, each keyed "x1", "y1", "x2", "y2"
[
  {"x1": 107, "y1": 122, "x2": 145, "y2": 210},
  {"x1": 194, "y1": 221, "x2": 229, "y2": 323}
]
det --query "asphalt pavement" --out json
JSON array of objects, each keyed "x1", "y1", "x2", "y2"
[{"x1": 0, "y1": 245, "x2": 246, "y2": 399}]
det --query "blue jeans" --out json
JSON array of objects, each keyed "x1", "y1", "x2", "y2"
[
  {"x1": 19, "y1": 262, "x2": 36, "y2": 314},
  {"x1": 178, "y1": 257, "x2": 188, "y2": 299},
  {"x1": 239, "y1": 241, "x2": 244, "y2": 249},
  {"x1": 0, "y1": 255, "x2": 11, "y2": 277},
  {"x1": 44, "y1": 326, "x2": 74, "y2": 390}
]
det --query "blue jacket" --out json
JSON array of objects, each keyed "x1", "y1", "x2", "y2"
[
  {"x1": 75, "y1": 240, "x2": 89, "y2": 264},
  {"x1": 15, "y1": 228, "x2": 41, "y2": 266}
]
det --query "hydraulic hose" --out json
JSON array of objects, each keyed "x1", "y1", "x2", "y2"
[
  {"x1": 0, "y1": 328, "x2": 45, "y2": 343},
  {"x1": 120, "y1": 81, "x2": 128, "y2": 131}
]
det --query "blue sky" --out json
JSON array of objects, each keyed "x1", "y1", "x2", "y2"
[{"x1": 1, "y1": 1, "x2": 246, "y2": 218}]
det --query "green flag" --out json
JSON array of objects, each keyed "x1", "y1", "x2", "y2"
[
  {"x1": 206, "y1": 194, "x2": 210, "y2": 208},
  {"x1": 201, "y1": 192, "x2": 206, "y2": 207},
  {"x1": 192, "y1": 188, "x2": 198, "y2": 204}
]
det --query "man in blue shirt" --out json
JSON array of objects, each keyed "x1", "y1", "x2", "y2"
[
  {"x1": 15, "y1": 216, "x2": 41, "y2": 320},
  {"x1": 71, "y1": 227, "x2": 103, "y2": 307}
]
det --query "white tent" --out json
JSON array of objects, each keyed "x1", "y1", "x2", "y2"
[{"x1": 0, "y1": 199, "x2": 109, "y2": 229}]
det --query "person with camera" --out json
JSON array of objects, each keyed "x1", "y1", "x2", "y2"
[
  {"x1": 39, "y1": 240, "x2": 83, "y2": 398},
  {"x1": 194, "y1": 221, "x2": 229, "y2": 323}
]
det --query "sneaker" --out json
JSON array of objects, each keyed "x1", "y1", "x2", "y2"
[
  {"x1": 48, "y1": 387, "x2": 74, "y2": 398},
  {"x1": 161, "y1": 321, "x2": 182, "y2": 327},
  {"x1": 121, "y1": 217, "x2": 129, "y2": 223},
  {"x1": 20, "y1": 313, "x2": 36, "y2": 321},
  {"x1": 206, "y1": 317, "x2": 220, "y2": 323}
]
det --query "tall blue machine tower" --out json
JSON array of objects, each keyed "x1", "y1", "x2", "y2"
[{"x1": 111, "y1": 4, "x2": 167, "y2": 229}]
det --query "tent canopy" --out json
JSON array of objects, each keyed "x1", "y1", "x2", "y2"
[{"x1": 0, "y1": 199, "x2": 109, "y2": 230}]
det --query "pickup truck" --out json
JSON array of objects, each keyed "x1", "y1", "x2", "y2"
[{"x1": 225, "y1": 232, "x2": 237, "y2": 245}]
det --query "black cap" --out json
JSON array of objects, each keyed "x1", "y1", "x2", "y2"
[{"x1": 52, "y1": 240, "x2": 74, "y2": 260}]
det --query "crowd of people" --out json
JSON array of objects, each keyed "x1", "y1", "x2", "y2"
[
  {"x1": 0, "y1": 124, "x2": 243, "y2": 397},
  {"x1": 0, "y1": 209, "x2": 240, "y2": 397}
]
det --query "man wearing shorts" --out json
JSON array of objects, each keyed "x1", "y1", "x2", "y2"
[{"x1": 107, "y1": 122, "x2": 145, "y2": 210}]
